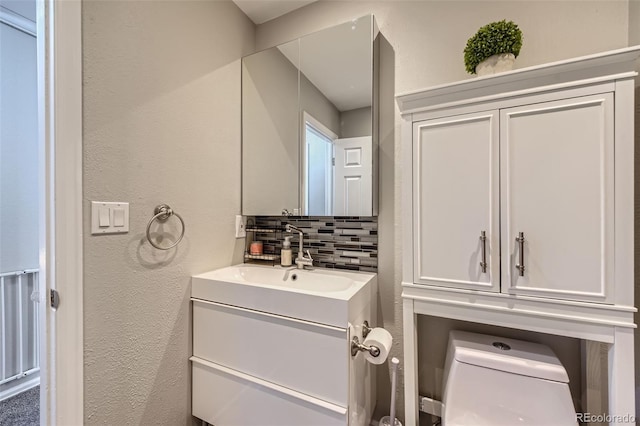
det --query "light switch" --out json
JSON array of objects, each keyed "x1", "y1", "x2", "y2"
[
  {"x1": 113, "y1": 208, "x2": 125, "y2": 227},
  {"x1": 91, "y1": 201, "x2": 129, "y2": 235},
  {"x1": 99, "y1": 207, "x2": 110, "y2": 227}
]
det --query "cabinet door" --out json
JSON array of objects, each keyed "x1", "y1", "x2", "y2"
[
  {"x1": 414, "y1": 111, "x2": 499, "y2": 292},
  {"x1": 501, "y1": 93, "x2": 614, "y2": 303}
]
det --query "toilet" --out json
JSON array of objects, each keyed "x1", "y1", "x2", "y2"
[{"x1": 442, "y1": 331, "x2": 578, "y2": 426}]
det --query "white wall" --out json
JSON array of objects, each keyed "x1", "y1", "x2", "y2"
[
  {"x1": 302, "y1": 73, "x2": 341, "y2": 135},
  {"x1": 0, "y1": 0, "x2": 36, "y2": 21},
  {"x1": 255, "y1": 1, "x2": 630, "y2": 423},
  {"x1": 0, "y1": 21, "x2": 38, "y2": 273},
  {"x1": 82, "y1": 1, "x2": 254, "y2": 423},
  {"x1": 631, "y1": 0, "x2": 640, "y2": 46},
  {"x1": 341, "y1": 106, "x2": 372, "y2": 138},
  {"x1": 257, "y1": 1, "x2": 629, "y2": 90}
]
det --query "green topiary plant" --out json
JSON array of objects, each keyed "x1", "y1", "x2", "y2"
[{"x1": 464, "y1": 20, "x2": 523, "y2": 74}]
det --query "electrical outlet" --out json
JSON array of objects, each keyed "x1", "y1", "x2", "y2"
[{"x1": 235, "y1": 215, "x2": 246, "y2": 238}]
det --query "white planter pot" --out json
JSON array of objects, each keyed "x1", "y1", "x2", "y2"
[{"x1": 475, "y1": 53, "x2": 516, "y2": 76}]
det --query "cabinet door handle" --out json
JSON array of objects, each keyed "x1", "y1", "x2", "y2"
[
  {"x1": 515, "y1": 232, "x2": 525, "y2": 277},
  {"x1": 479, "y1": 231, "x2": 487, "y2": 273}
]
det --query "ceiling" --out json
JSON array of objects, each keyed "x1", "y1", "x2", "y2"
[
  {"x1": 3, "y1": 0, "x2": 311, "y2": 27},
  {"x1": 277, "y1": 16, "x2": 372, "y2": 112},
  {"x1": 233, "y1": 0, "x2": 317, "y2": 25}
]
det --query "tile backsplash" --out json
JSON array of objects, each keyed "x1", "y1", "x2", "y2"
[{"x1": 248, "y1": 216, "x2": 378, "y2": 272}]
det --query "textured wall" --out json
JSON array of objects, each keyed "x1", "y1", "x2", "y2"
[
  {"x1": 255, "y1": 2, "x2": 630, "y2": 423},
  {"x1": 631, "y1": 0, "x2": 640, "y2": 46},
  {"x1": 82, "y1": 1, "x2": 254, "y2": 424}
]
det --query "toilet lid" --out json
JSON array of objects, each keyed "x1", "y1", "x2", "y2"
[{"x1": 450, "y1": 331, "x2": 569, "y2": 383}]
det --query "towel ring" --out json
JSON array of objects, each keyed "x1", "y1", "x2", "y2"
[{"x1": 146, "y1": 204, "x2": 185, "y2": 250}]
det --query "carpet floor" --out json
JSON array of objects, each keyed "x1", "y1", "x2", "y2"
[{"x1": 0, "y1": 386, "x2": 39, "y2": 426}]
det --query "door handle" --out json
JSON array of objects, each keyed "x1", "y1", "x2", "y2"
[
  {"x1": 515, "y1": 232, "x2": 525, "y2": 277},
  {"x1": 479, "y1": 231, "x2": 487, "y2": 273}
]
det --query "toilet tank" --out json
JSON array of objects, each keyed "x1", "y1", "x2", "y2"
[{"x1": 442, "y1": 331, "x2": 577, "y2": 426}]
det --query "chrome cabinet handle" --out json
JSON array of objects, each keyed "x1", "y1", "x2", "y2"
[
  {"x1": 479, "y1": 231, "x2": 487, "y2": 273},
  {"x1": 515, "y1": 232, "x2": 525, "y2": 276}
]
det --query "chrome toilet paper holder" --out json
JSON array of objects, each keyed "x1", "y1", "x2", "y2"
[
  {"x1": 351, "y1": 321, "x2": 380, "y2": 357},
  {"x1": 351, "y1": 336, "x2": 380, "y2": 357}
]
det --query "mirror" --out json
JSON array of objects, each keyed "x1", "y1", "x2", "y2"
[
  {"x1": 242, "y1": 15, "x2": 378, "y2": 216},
  {"x1": 242, "y1": 39, "x2": 300, "y2": 215}
]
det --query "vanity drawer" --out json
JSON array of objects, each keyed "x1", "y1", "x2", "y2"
[
  {"x1": 192, "y1": 357, "x2": 347, "y2": 426},
  {"x1": 192, "y1": 299, "x2": 348, "y2": 406}
]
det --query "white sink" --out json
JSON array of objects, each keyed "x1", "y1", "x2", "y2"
[{"x1": 192, "y1": 263, "x2": 377, "y2": 327}]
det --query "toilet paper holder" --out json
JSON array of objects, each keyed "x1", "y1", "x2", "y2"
[
  {"x1": 351, "y1": 321, "x2": 379, "y2": 357},
  {"x1": 351, "y1": 336, "x2": 380, "y2": 358}
]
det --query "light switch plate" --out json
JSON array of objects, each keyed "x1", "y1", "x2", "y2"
[{"x1": 91, "y1": 201, "x2": 130, "y2": 234}]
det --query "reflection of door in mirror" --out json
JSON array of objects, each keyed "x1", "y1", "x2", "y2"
[
  {"x1": 303, "y1": 112, "x2": 336, "y2": 216},
  {"x1": 299, "y1": 15, "x2": 374, "y2": 217},
  {"x1": 303, "y1": 112, "x2": 373, "y2": 217},
  {"x1": 334, "y1": 136, "x2": 372, "y2": 216}
]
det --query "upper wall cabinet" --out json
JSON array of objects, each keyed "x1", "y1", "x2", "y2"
[
  {"x1": 242, "y1": 15, "x2": 379, "y2": 217},
  {"x1": 398, "y1": 47, "x2": 639, "y2": 306},
  {"x1": 412, "y1": 93, "x2": 613, "y2": 302},
  {"x1": 413, "y1": 110, "x2": 500, "y2": 293},
  {"x1": 499, "y1": 94, "x2": 614, "y2": 302}
]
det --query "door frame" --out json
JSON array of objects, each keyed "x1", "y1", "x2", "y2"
[
  {"x1": 37, "y1": 0, "x2": 83, "y2": 424},
  {"x1": 301, "y1": 111, "x2": 337, "y2": 215}
]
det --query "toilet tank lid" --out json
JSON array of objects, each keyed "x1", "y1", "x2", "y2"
[{"x1": 449, "y1": 331, "x2": 569, "y2": 383}]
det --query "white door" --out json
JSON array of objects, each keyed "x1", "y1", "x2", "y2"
[
  {"x1": 413, "y1": 111, "x2": 499, "y2": 292},
  {"x1": 0, "y1": 2, "x2": 40, "y2": 404},
  {"x1": 333, "y1": 136, "x2": 372, "y2": 216},
  {"x1": 500, "y1": 93, "x2": 614, "y2": 303},
  {"x1": 0, "y1": 10, "x2": 39, "y2": 274}
]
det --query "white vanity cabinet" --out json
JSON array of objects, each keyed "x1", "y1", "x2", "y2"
[
  {"x1": 398, "y1": 47, "x2": 639, "y2": 426},
  {"x1": 189, "y1": 264, "x2": 377, "y2": 426},
  {"x1": 191, "y1": 300, "x2": 349, "y2": 426}
]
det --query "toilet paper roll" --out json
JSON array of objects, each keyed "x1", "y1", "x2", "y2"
[{"x1": 363, "y1": 328, "x2": 392, "y2": 365}]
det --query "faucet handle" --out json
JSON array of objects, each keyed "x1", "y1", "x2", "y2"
[{"x1": 305, "y1": 250, "x2": 313, "y2": 260}]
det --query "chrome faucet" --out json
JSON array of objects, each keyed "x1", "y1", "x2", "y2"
[{"x1": 285, "y1": 224, "x2": 314, "y2": 269}]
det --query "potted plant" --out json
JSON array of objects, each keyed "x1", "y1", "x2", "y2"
[{"x1": 464, "y1": 20, "x2": 523, "y2": 76}]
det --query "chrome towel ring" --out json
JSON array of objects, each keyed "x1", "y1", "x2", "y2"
[{"x1": 146, "y1": 204, "x2": 185, "y2": 250}]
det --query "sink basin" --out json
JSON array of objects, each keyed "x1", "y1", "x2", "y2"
[
  {"x1": 192, "y1": 264, "x2": 376, "y2": 328},
  {"x1": 207, "y1": 263, "x2": 355, "y2": 292}
]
